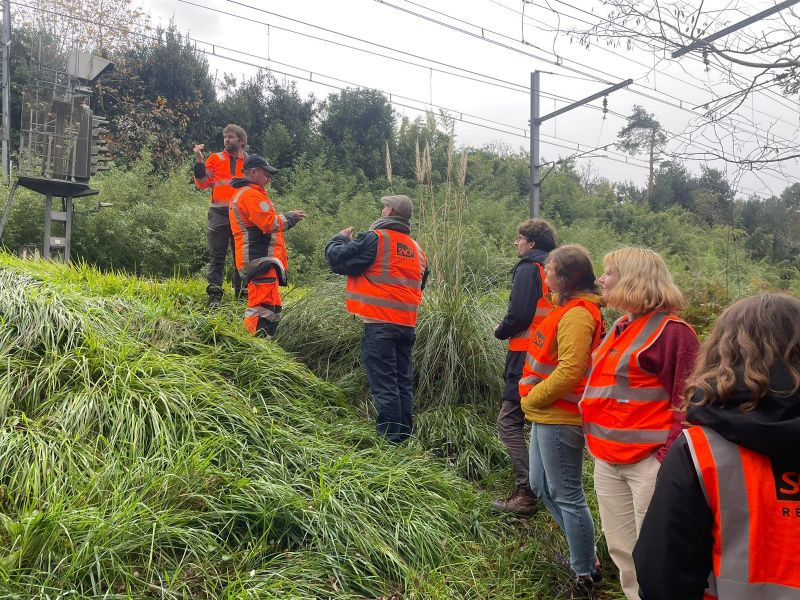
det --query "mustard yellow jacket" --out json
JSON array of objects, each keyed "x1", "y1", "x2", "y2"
[{"x1": 520, "y1": 292, "x2": 603, "y2": 426}]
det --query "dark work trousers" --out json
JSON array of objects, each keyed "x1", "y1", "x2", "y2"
[
  {"x1": 360, "y1": 322, "x2": 416, "y2": 444},
  {"x1": 497, "y1": 349, "x2": 530, "y2": 488},
  {"x1": 207, "y1": 206, "x2": 242, "y2": 297}
]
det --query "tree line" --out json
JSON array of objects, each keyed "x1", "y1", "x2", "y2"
[{"x1": 3, "y1": 12, "x2": 800, "y2": 279}]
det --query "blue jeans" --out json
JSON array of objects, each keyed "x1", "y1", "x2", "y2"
[
  {"x1": 360, "y1": 322, "x2": 416, "y2": 443},
  {"x1": 529, "y1": 423, "x2": 596, "y2": 576}
]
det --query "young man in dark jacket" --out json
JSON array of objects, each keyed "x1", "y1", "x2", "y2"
[
  {"x1": 492, "y1": 218, "x2": 557, "y2": 515},
  {"x1": 325, "y1": 195, "x2": 429, "y2": 444}
]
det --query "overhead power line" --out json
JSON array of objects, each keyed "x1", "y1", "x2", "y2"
[
  {"x1": 372, "y1": 0, "x2": 800, "y2": 173},
  {"x1": 495, "y1": 0, "x2": 800, "y2": 129}
]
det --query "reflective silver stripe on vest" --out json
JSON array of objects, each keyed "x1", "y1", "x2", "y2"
[
  {"x1": 560, "y1": 390, "x2": 583, "y2": 403},
  {"x1": 231, "y1": 188, "x2": 287, "y2": 280},
  {"x1": 230, "y1": 188, "x2": 250, "y2": 265},
  {"x1": 583, "y1": 312, "x2": 672, "y2": 402},
  {"x1": 686, "y1": 428, "x2": 800, "y2": 600},
  {"x1": 519, "y1": 374, "x2": 543, "y2": 386},
  {"x1": 364, "y1": 229, "x2": 425, "y2": 288},
  {"x1": 583, "y1": 422, "x2": 669, "y2": 444},
  {"x1": 244, "y1": 306, "x2": 281, "y2": 322},
  {"x1": 527, "y1": 357, "x2": 557, "y2": 375},
  {"x1": 345, "y1": 290, "x2": 419, "y2": 313}
]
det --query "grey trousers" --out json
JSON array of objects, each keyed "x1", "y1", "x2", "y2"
[
  {"x1": 207, "y1": 206, "x2": 242, "y2": 296},
  {"x1": 497, "y1": 350, "x2": 530, "y2": 488}
]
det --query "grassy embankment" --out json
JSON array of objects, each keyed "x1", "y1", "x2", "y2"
[{"x1": 0, "y1": 254, "x2": 624, "y2": 599}]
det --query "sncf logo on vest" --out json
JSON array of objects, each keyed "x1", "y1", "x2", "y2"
[
  {"x1": 532, "y1": 330, "x2": 545, "y2": 349},
  {"x1": 778, "y1": 472, "x2": 800, "y2": 499},
  {"x1": 396, "y1": 242, "x2": 416, "y2": 260},
  {"x1": 774, "y1": 461, "x2": 800, "y2": 516}
]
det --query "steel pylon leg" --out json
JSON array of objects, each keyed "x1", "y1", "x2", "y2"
[{"x1": 0, "y1": 178, "x2": 20, "y2": 243}]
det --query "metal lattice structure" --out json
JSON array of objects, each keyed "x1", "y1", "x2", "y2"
[
  {"x1": 18, "y1": 48, "x2": 110, "y2": 185},
  {"x1": 0, "y1": 43, "x2": 113, "y2": 263}
]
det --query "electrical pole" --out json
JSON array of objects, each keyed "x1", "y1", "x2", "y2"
[
  {"x1": 530, "y1": 71, "x2": 540, "y2": 219},
  {"x1": 1, "y1": 0, "x2": 10, "y2": 181},
  {"x1": 529, "y1": 71, "x2": 633, "y2": 218}
]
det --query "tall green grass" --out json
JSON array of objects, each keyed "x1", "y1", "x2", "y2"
[{"x1": 0, "y1": 254, "x2": 624, "y2": 599}]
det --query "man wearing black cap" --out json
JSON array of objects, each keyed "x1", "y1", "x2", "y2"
[
  {"x1": 325, "y1": 195, "x2": 428, "y2": 443},
  {"x1": 229, "y1": 154, "x2": 306, "y2": 337}
]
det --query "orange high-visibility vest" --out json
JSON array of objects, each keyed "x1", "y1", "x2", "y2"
[
  {"x1": 194, "y1": 150, "x2": 245, "y2": 205},
  {"x1": 229, "y1": 185, "x2": 289, "y2": 284},
  {"x1": 518, "y1": 297, "x2": 604, "y2": 414},
  {"x1": 345, "y1": 229, "x2": 427, "y2": 327},
  {"x1": 684, "y1": 426, "x2": 800, "y2": 599},
  {"x1": 508, "y1": 262, "x2": 553, "y2": 351},
  {"x1": 580, "y1": 311, "x2": 695, "y2": 464}
]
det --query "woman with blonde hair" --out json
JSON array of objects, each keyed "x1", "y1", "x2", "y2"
[
  {"x1": 633, "y1": 293, "x2": 800, "y2": 599},
  {"x1": 580, "y1": 247, "x2": 699, "y2": 600}
]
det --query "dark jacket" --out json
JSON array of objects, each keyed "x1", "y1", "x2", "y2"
[
  {"x1": 494, "y1": 248, "x2": 549, "y2": 341},
  {"x1": 633, "y1": 364, "x2": 800, "y2": 600},
  {"x1": 325, "y1": 224, "x2": 429, "y2": 288}
]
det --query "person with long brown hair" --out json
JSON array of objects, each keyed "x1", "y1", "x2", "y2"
[
  {"x1": 634, "y1": 293, "x2": 800, "y2": 599},
  {"x1": 519, "y1": 244, "x2": 605, "y2": 598},
  {"x1": 580, "y1": 247, "x2": 699, "y2": 600}
]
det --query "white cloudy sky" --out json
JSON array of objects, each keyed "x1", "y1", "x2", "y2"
[{"x1": 136, "y1": 0, "x2": 800, "y2": 199}]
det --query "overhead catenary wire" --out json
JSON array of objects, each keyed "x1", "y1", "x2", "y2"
[
  {"x1": 542, "y1": 0, "x2": 800, "y2": 117},
  {"x1": 374, "y1": 0, "x2": 800, "y2": 161}
]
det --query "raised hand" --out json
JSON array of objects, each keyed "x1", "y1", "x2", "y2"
[{"x1": 193, "y1": 144, "x2": 205, "y2": 163}]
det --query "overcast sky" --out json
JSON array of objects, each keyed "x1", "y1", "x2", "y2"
[{"x1": 139, "y1": 0, "x2": 800, "y2": 199}]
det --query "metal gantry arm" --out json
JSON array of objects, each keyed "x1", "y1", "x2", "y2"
[
  {"x1": 530, "y1": 72, "x2": 632, "y2": 218},
  {"x1": 671, "y1": 0, "x2": 800, "y2": 59}
]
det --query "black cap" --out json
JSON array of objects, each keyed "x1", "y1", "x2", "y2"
[{"x1": 243, "y1": 154, "x2": 278, "y2": 174}]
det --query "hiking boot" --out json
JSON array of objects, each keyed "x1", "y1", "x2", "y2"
[
  {"x1": 491, "y1": 485, "x2": 539, "y2": 516},
  {"x1": 207, "y1": 293, "x2": 222, "y2": 308},
  {"x1": 234, "y1": 288, "x2": 248, "y2": 301},
  {"x1": 206, "y1": 285, "x2": 223, "y2": 308}
]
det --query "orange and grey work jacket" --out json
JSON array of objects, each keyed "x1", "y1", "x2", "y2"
[
  {"x1": 684, "y1": 426, "x2": 800, "y2": 599},
  {"x1": 229, "y1": 182, "x2": 297, "y2": 284},
  {"x1": 194, "y1": 150, "x2": 245, "y2": 206}
]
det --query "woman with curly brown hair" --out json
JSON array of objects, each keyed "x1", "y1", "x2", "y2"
[{"x1": 633, "y1": 293, "x2": 800, "y2": 600}]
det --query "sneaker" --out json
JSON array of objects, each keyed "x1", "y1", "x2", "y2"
[
  {"x1": 491, "y1": 485, "x2": 539, "y2": 516},
  {"x1": 553, "y1": 554, "x2": 602, "y2": 583},
  {"x1": 591, "y1": 556, "x2": 603, "y2": 583},
  {"x1": 556, "y1": 575, "x2": 596, "y2": 600}
]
